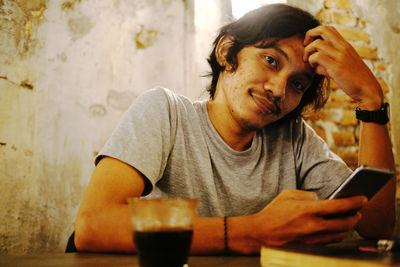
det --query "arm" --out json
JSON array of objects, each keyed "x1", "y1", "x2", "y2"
[
  {"x1": 193, "y1": 190, "x2": 366, "y2": 255},
  {"x1": 75, "y1": 157, "x2": 366, "y2": 254},
  {"x1": 304, "y1": 25, "x2": 396, "y2": 238},
  {"x1": 356, "y1": 120, "x2": 396, "y2": 238},
  {"x1": 74, "y1": 157, "x2": 145, "y2": 252}
]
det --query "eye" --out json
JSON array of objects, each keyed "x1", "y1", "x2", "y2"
[
  {"x1": 265, "y1": 56, "x2": 277, "y2": 67},
  {"x1": 292, "y1": 80, "x2": 305, "y2": 93}
]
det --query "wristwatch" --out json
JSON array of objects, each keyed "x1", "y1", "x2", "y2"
[{"x1": 355, "y1": 102, "x2": 390, "y2": 124}]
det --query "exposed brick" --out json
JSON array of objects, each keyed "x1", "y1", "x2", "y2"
[
  {"x1": 337, "y1": 28, "x2": 370, "y2": 43},
  {"x1": 378, "y1": 79, "x2": 390, "y2": 94},
  {"x1": 329, "y1": 79, "x2": 340, "y2": 90},
  {"x1": 332, "y1": 132, "x2": 356, "y2": 146},
  {"x1": 359, "y1": 20, "x2": 367, "y2": 29},
  {"x1": 388, "y1": 122, "x2": 392, "y2": 131},
  {"x1": 338, "y1": 151, "x2": 358, "y2": 167},
  {"x1": 324, "y1": 0, "x2": 352, "y2": 12},
  {"x1": 332, "y1": 12, "x2": 358, "y2": 27},
  {"x1": 325, "y1": 92, "x2": 356, "y2": 109},
  {"x1": 374, "y1": 63, "x2": 387, "y2": 71},
  {"x1": 304, "y1": 109, "x2": 327, "y2": 122},
  {"x1": 313, "y1": 125, "x2": 327, "y2": 142},
  {"x1": 340, "y1": 110, "x2": 358, "y2": 126},
  {"x1": 316, "y1": 10, "x2": 332, "y2": 23},
  {"x1": 354, "y1": 46, "x2": 379, "y2": 60}
]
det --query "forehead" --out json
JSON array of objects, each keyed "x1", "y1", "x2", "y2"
[{"x1": 275, "y1": 36, "x2": 305, "y2": 57}]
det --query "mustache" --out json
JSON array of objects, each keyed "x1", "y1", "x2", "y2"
[{"x1": 250, "y1": 89, "x2": 281, "y2": 115}]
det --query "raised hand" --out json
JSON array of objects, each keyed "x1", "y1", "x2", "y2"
[{"x1": 303, "y1": 25, "x2": 383, "y2": 110}]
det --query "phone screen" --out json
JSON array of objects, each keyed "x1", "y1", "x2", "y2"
[{"x1": 327, "y1": 165, "x2": 393, "y2": 200}]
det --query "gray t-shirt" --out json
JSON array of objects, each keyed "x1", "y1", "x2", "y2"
[{"x1": 97, "y1": 87, "x2": 351, "y2": 217}]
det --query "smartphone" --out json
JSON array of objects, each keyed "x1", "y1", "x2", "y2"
[{"x1": 327, "y1": 165, "x2": 394, "y2": 200}]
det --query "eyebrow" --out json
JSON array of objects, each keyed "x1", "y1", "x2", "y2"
[{"x1": 256, "y1": 40, "x2": 289, "y2": 61}]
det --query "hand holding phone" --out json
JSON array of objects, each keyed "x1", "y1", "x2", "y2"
[{"x1": 327, "y1": 165, "x2": 394, "y2": 200}]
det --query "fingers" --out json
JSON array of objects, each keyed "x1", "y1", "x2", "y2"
[
  {"x1": 296, "y1": 210, "x2": 362, "y2": 236},
  {"x1": 302, "y1": 231, "x2": 349, "y2": 245},
  {"x1": 319, "y1": 211, "x2": 363, "y2": 232},
  {"x1": 303, "y1": 38, "x2": 336, "y2": 62},
  {"x1": 314, "y1": 196, "x2": 367, "y2": 216},
  {"x1": 303, "y1": 26, "x2": 354, "y2": 79},
  {"x1": 255, "y1": 192, "x2": 365, "y2": 247},
  {"x1": 304, "y1": 25, "x2": 345, "y2": 47},
  {"x1": 289, "y1": 211, "x2": 361, "y2": 244},
  {"x1": 302, "y1": 26, "x2": 342, "y2": 80},
  {"x1": 266, "y1": 213, "x2": 360, "y2": 246},
  {"x1": 303, "y1": 25, "x2": 357, "y2": 70},
  {"x1": 307, "y1": 52, "x2": 331, "y2": 76},
  {"x1": 303, "y1": 25, "x2": 376, "y2": 93}
]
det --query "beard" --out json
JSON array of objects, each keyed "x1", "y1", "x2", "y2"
[{"x1": 232, "y1": 108, "x2": 277, "y2": 132}]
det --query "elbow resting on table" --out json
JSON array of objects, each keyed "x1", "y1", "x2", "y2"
[{"x1": 74, "y1": 213, "x2": 96, "y2": 252}]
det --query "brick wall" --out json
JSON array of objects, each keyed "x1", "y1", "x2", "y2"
[{"x1": 303, "y1": 0, "x2": 391, "y2": 170}]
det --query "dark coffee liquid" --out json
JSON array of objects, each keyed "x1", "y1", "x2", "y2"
[{"x1": 134, "y1": 229, "x2": 193, "y2": 267}]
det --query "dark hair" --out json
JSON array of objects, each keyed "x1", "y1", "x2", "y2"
[{"x1": 206, "y1": 4, "x2": 329, "y2": 118}]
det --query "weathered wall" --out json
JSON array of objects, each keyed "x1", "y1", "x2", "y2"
[{"x1": 0, "y1": 0, "x2": 227, "y2": 254}]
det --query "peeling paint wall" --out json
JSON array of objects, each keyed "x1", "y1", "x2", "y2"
[{"x1": 0, "y1": 0, "x2": 226, "y2": 254}]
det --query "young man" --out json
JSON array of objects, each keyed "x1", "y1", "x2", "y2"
[{"x1": 73, "y1": 4, "x2": 395, "y2": 254}]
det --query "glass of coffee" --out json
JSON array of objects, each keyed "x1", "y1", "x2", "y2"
[{"x1": 128, "y1": 198, "x2": 198, "y2": 267}]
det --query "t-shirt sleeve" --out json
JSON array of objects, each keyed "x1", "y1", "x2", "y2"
[
  {"x1": 95, "y1": 87, "x2": 177, "y2": 195},
  {"x1": 293, "y1": 118, "x2": 352, "y2": 199}
]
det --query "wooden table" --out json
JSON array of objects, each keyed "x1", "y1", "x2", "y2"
[
  {"x1": 0, "y1": 253, "x2": 260, "y2": 267},
  {"x1": 2, "y1": 241, "x2": 400, "y2": 267}
]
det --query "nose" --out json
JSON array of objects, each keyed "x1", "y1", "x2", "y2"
[{"x1": 264, "y1": 74, "x2": 287, "y2": 100}]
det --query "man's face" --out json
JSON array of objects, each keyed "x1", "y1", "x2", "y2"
[{"x1": 215, "y1": 36, "x2": 315, "y2": 131}]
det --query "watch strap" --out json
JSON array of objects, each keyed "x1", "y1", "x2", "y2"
[{"x1": 355, "y1": 102, "x2": 389, "y2": 124}]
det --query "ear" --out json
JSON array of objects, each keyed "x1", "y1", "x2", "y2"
[{"x1": 215, "y1": 34, "x2": 234, "y2": 71}]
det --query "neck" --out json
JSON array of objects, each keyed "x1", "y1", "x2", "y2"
[{"x1": 206, "y1": 99, "x2": 255, "y2": 151}]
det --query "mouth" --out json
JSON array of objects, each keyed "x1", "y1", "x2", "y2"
[{"x1": 249, "y1": 90, "x2": 280, "y2": 115}]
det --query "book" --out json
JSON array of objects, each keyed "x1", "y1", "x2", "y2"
[{"x1": 260, "y1": 242, "x2": 394, "y2": 267}]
